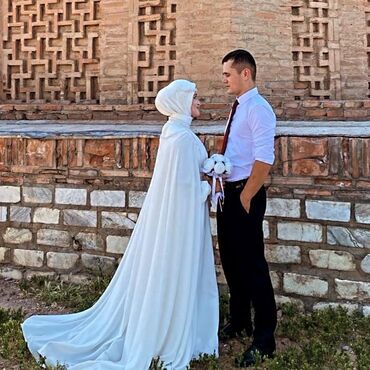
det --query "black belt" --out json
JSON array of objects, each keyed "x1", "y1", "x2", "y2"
[{"x1": 224, "y1": 178, "x2": 248, "y2": 190}]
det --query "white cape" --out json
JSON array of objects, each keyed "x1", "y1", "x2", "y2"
[{"x1": 22, "y1": 117, "x2": 219, "y2": 370}]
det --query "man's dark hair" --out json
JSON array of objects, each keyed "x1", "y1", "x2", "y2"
[{"x1": 222, "y1": 49, "x2": 257, "y2": 81}]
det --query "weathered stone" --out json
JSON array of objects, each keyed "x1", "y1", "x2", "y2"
[
  {"x1": 74, "y1": 232, "x2": 103, "y2": 250},
  {"x1": 363, "y1": 306, "x2": 370, "y2": 317},
  {"x1": 263, "y1": 220, "x2": 270, "y2": 239},
  {"x1": 55, "y1": 188, "x2": 87, "y2": 205},
  {"x1": 274, "y1": 295, "x2": 304, "y2": 311},
  {"x1": 278, "y1": 222, "x2": 322, "y2": 242},
  {"x1": 360, "y1": 254, "x2": 370, "y2": 274},
  {"x1": 127, "y1": 213, "x2": 138, "y2": 222},
  {"x1": 328, "y1": 226, "x2": 370, "y2": 248},
  {"x1": 306, "y1": 200, "x2": 351, "y2": 222},
  {"x1": 0, "y1": 186, "x2": 20, "y2": 203},
  {"x1": 24, "y1": 271, "x2": 55, "y2": 280},
  {"x1": 3, "y1": 228, "x2": 32, "y2": 244},
  {"x1": 0, "y1": 247, "x2": 9, "y2": 262},
  {"x1": 63, "y1": 210, "x2": 97, "y2": 227},
  {"x1": 13, "y1": 249, "x2": 44, "y2": 267},
  {"x1": 106, "y1": 235, "x2": 130, "y2": 254},
  {"x1": 355, "y1": 204, "x2": 370, "y2": 224},
  {"x1": 309, "y1": 250, "x2": 355, "y2": 271},
  {"x1": 265, "y1": 245, "x2": 301, "y2": 264},
  {"x1": 81, "y1": 254, "x2": 117, "y2": 274},
  {"x1": 335, "y1": 279, "x2": 370, "y2": 301},
  {"x1": 60, "y1": 274, "x2": 90, "y2": 284},
  {"x1": 0, "y1": 207, "x2": 7, "y2": 222},
  {"x1": 102, "y1": 212, "x2": 135, "y2": 229},
  {"x1": 33, "y1": 208, "x2": 60, "y2": 224},
  {"x1": 313, "y1": 302, "x2": 359, "y2": 313},
  {"x1": 266, "y1": 198, "x2": 300, "y2": 218},
  {"x1": 128, "y1": 191, "x2": 146, "y2": 208},
  {"x1": 0, "y1": 267, "x2": 22, "y2": 280},
  {"x1": 270, "y1": 271, "x2": 280, "y2": 290},
  {"x1": 283, "y1": 273, "x2": 328, "y2": 297},
  {"x1": 47, "y1": 252, "x2": 79, "y2": 269},
  {"x1": 210, "y1": 217, "x2": 217, "y2": 236},
  {"x1": 10, "y1": 206, "x2": 31, "y2": 223},
  {"x1": 37, "y1": 229, "x2": 70, "y2": 248},
  {"x1": 23, "y1": 187, "x2": 52, "y2": 203},
  {"x1": 90, "y1": 190, "x2": 125, "y2": 207}
]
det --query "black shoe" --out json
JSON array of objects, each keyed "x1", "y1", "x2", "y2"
[
  {"x1": 235, "y1": 345, "x2": 273, "y2": 368},
  {"x1": 220, "y1": 322, "x2": 252, "y2": 340}
]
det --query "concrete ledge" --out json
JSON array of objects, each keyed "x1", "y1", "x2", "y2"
[{"x1": 0, "y1": 120, "x2": 369, "y2": 138}]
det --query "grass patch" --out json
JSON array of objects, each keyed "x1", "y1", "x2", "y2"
[{"x1": 2, "y1": 277, "x2": 370, "y2": 369}]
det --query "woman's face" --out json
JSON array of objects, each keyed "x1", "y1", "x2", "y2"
[{"x1": 191, "y1": 93, "x2": 201, "y2": 118}]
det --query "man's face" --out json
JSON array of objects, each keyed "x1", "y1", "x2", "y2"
[{"x1": 222, "y1": 59, "x2": 244, "y2": 96}]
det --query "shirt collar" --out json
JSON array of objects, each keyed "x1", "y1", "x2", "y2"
[{"x1": 237, "y1": 87, "x2": 258, "y2": 105}]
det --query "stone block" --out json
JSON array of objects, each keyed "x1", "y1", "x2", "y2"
[
  {"x1": 0, "y1": 267, "x2": 22, "y2": 280},
  {"x1": 90, "y1": 190, "x2": 125, "y2": 207},
  {"x1": 13, "y1": 249, "x2": 44, "y2": 267},
  {"x1": 23, "y1": 187, "x2": 52, "y2": 203},
  {"x1": 283, "y1": 273, "x2": 328, "y2": 297},
  {"x1": 265, "y1": 245, "x2": 301, "y2": 264},
  {"x1": 33, "y1": 208, "x2": 60, "y2": 224},
  {"x1": 0, "y1": 207, "x2": 7, "y2": 222},
  {"x1": 274, "y1": 295, "x2": 304, "y2": 311},
  {"x1": 309, "y1": 250, "x2": 355, "y2": 271},
  {"x1": 335, "y1": 279, "x2": 370, "y2": 301},
  {"x1": 327, "y1": 226, "x2": 370, "y2": 248},
  {"x1": 102, "y1": 212, "x2": 135, "y2": 229},
  {"x1": 360, "y1": 254, "x2": 370, "y2": 274},
  {"x1": 37, "y1": 229, "x2": 70, "y2": 248},
  {"x1": 128, "y1": 191, "x2": 147, "y2": 208},
  {"x1": 56, "y1": 188, "x2": 87, "y2": 205},
  {"x1": 263, "y1": 220, "x2": 270, "y2": 239},
  {"x1": 0, "y1": 247, "x2": 9, "y2": 262},
  {"x1": 313, "y1": 302, "x2": 359, "y2": 313},
  {"x1": 3, "y1": 228, "x2": 32, "y2": 244},
  {"x1": 74, "y1": 232, "x2": 103, "y2": 250},
  {"x1": 106, "y1": 235, "x2": 130, "y2": 254},
  {"x1": 266, "y1": 198, "x2": 300, "y2": 218},
  {"x1": 47, "y1": 252, "x2": 79, "y2": 269},
  {"x1": 0, "y1": 186, "x2": 20, "y2": 203},
  {"x1": 270, "y1": 271, "x2": 280, "y2": 290},
  {"x1": 63, "y1": 210, "x2": 97, "y2": 227},
  {"x1": 81, "y1": 254, "x2": 117, "y2": 274},
  {"x1": 278, "y1": 222, "x2": 322, "y2": 242},
  {"x1": 306, "y1": 200, "x2": 350, "y2": 222},
  {"x1": 355, "y1": 204, "x2": 370, "y2": 224},
  {"x1": 10, "y1": 206, "x2": 31, "y2": 223}
]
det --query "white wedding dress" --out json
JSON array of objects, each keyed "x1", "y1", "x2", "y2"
[{"x1": 22, "y1": 80, "x2": 219, "y2": 370}]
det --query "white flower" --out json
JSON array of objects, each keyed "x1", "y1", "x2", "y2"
[
  {"x1": 214, "y1": 161, "x2": 226, "y2": 175},
  {"x1": 211, "y1": 154, "x2": 224, "y2": 162},
  {"x1": 202, "y1": 158, "x2": 215, "y2": 174},
  {"x1": 225, "y1": 161, "x2": 233, "y2": 175}
]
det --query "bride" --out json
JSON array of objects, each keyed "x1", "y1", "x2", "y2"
[{"x1": 22, "y1": 79, "x2": 219, "y2": 370}]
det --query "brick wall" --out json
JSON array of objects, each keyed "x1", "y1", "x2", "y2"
[
  {"x1": 0, "y1": 0, "x2": 369, "y2": 118},
  {"x1": 0, "y1": 125, "x2": 369, "y2": 312}
]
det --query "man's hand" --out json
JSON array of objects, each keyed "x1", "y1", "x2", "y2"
[{"x1": 240, "y1": 191, "x2": 251, "y2": 213}]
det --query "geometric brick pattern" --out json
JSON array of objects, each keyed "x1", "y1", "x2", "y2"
[
  {"x1": 128, "y1": 0, "x2": 176, "y2": 104},
  {"x1": 291, "y1": 0, "x2": 341, "y2": 100},
  {"x1": 367, "y1": 0, "x2": 370, "y2": 98},
  {"x1": 1, "y1": 0, "x2": 100, "y2": 103}
]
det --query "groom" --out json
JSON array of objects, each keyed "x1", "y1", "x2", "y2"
[{"x1": 217, "y1": 49, "x2": 277, "y2": 367}]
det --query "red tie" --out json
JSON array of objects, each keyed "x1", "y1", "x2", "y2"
[{"x1": 221, "y1": 100, "x2": 239, "y2": 154}]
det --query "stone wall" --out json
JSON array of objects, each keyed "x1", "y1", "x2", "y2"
[
  {"x1": 0, "y1": 122, "x2": 369, "y2": 312},
  {"x1": 0, "y1": 0, "x2": 369, "y2": 119}
]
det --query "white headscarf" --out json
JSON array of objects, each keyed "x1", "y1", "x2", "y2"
[{"x1": 155, "y1": 79, "x2": 196, "y2": 126}]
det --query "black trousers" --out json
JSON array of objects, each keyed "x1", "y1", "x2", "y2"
[{"x1": 217, "y1": 179, "x2": 277, "y2": 353}]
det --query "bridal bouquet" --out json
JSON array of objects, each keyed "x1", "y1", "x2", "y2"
[{"x1": 202, "y1": 154, "x2": 232, "y2": 209}]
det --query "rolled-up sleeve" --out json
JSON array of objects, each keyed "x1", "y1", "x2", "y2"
[{"x1": 250, "y1": 105, "x2": 276, "y2": 165}]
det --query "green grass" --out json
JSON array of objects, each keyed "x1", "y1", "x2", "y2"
[{"x1": 1, "y1": 277, "x2": 370, "y2": 369}]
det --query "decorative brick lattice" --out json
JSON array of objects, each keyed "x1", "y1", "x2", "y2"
[
  {"x1": 291, "y1": 0, "x2": 341, "y2": 100},
  {"x1": 2, "y1": 0, "x2": 100, "y2": 103},
  {"x1": 128, "y1": 0, "x2": 176, "y2": 104},
  {"x1": 367, "y1": 0, "x2": 370, "y2": 98}
]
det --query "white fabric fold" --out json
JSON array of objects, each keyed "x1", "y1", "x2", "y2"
[{"x1": 22, "y1": 79, "x2": 219, "y2": 370}]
